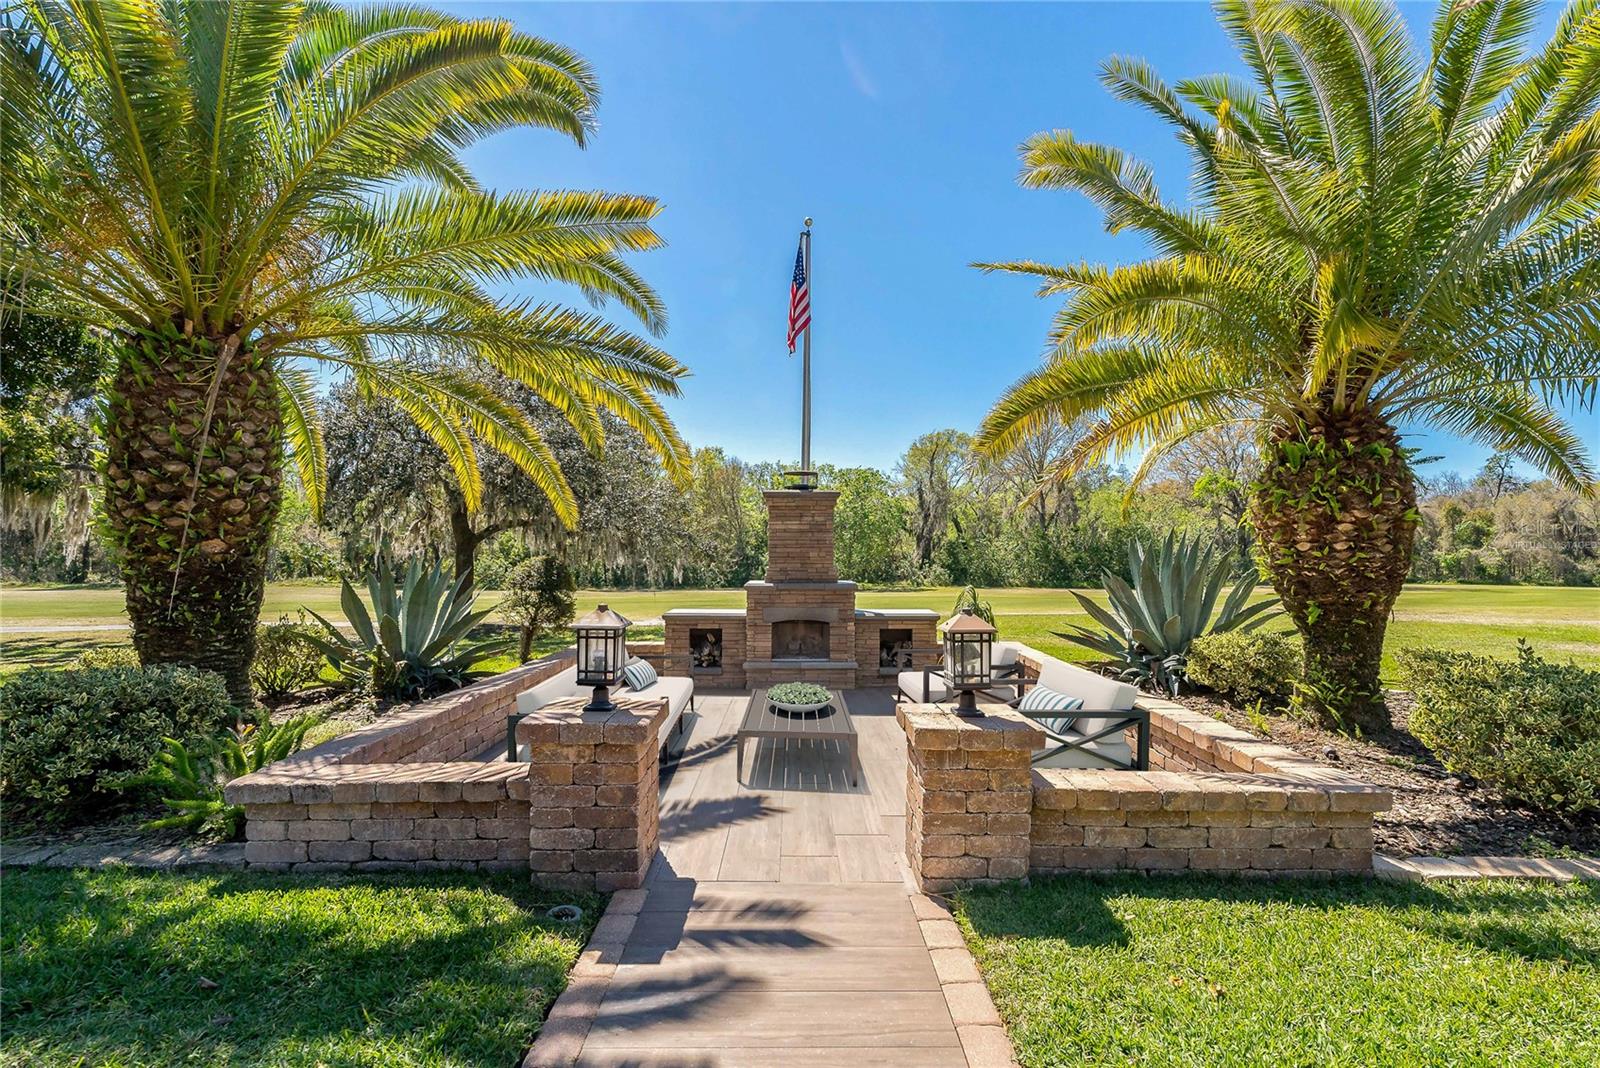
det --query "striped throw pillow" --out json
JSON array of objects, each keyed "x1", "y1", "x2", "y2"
[
  {"x1": 622, "y1": 658, "x2": 657, "y2": 692},
  {"x1": 1018, "y1": 685, "x2": 1083, "y2": 736},
  {"x1": 1018, "y1": 684, "x2": 1082, "y2": 712}
]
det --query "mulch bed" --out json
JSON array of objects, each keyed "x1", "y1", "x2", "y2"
[{"x1": 1173, "y1": 691, "x2": 1600, "y2": 858}]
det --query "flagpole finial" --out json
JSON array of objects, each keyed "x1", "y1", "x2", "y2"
[{"x1": 803, "y1": 216, "x2": 813, "y2": 228}]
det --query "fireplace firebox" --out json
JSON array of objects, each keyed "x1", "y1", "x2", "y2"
[{"x1": 771, "y1": 619, "x2": 829, "y2": 660}]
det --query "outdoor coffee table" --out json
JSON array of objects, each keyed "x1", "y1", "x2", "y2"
[{"x1": 737, "y1": 688, "x2": 860, "y2": 787}]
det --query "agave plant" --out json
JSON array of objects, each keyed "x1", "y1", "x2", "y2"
[
  {"x1": 121, "y1": 712, "x2": 325, "y2": 840},
  {"x1": 1061, "y1": 533, "x2": 1282, "y2": 695},
  {"x1": 308, "y1": 555, "x2": 509, "y2": 700}
]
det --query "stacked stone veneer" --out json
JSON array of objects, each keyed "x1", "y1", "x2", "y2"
[
  {"x1": 225, "y1": 656, "x2": 571, "y2": 871},
  {"x1": 517, "y1": 695, "x2": 665, "y2": 892},
  {"x1": 743, "y1": 490, "x2": 859, "y2": 689},
  {"x1": 898, "y1": 693, "x2": 1392, "y2": 889},
  {"x1": 898, "y1": 704, "x2": 1045, "y2": 892},
  {"x1": 854, "y1": 609, "x2": 939, "y2": 687},
  {"x1": 763, "y1": 488, "x2": 839, "y2": 580}
]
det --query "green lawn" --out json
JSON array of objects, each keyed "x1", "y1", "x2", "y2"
[
  {"x1": 3, "y1": 581, "x2": 1596, "y2": 676},
  {"x1": 0, "y1": 868, "x2": 598, "y2": 1067},
  {"x1": 957, "y1": 874, "x2": 1600, "y2": 1067}
]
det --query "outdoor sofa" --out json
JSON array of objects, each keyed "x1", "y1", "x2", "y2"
[
  {"x1": 896, "y1": 640, "x2": 1145, "y2": 769},
  {"x1": 506, "y1": 661, "x2": 694, "y2": 761}
]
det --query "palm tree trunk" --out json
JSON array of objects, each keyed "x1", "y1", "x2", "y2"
[
  {"x1": 103, "y1": 325, "x2": 283, "y2": 704},
  {"x1": 1251, "y1": 408, "x2": 1417, "y2": 732}
]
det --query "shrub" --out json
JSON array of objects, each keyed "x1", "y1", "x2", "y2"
[
  {"x1": 499, "y1": 555, "x2": 577, "y2": 662},
  {"x1": 251, "y1": 615, "x2": 327, "y2": 699},
  {"x1": 1400, "y1": 642, "x2": 1600, "y2": 813},
  {"x1": 73, "y1": 647, "x2": 141, "y2": 670},
  {"x1": 0, "y1": 666, "x2": 235, "y2": 824},
  {"x1": 1188, "y1": 630, "x2": 1303, "y2": 707}
]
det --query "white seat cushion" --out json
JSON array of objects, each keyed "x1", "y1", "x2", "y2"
[
  {"x1": 515, "y1": 663, "x2": 692, "y2": 753},
  {"x1": 992, "y1": 641, "x2": 1026, "y2": 668},
  {"x1": 1033, "y1": 658, "x2": 1136, "y2": 738},
  {"x1": 619, "y1": 674, "x2": 693, "y2": 748},
  {"x1": 897, "y1": 669, "x2": 951, "y2": 702},
  {"x1": 515, "y1": 665, "x2": 583, "y2": 714}
]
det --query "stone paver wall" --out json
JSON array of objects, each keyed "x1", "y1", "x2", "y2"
[
  {"x1": 225, "y1": 655, "x2": 571, "y2": 872},
  {"x1": 897, "y1": 691, "x2": 1392, "y2": 887},
  {"x1": 898, "y1": 703, "x2": 1045, "y2": 893},
  {"x1": 762, "y1": 489, "x2": 839, "y2": 581},
  {"x1": 228, "y1": 762, "x2": 532, "y2": 871},
  {"x1": 1029, "y1": 696, "x2": 1391, "y2": 876},
  {"x1": 661, "y1": 610, "x2": 748, "y2": 689},
  {"x1": 518, "y1": 695, "x2": 665, "y2": 893}
]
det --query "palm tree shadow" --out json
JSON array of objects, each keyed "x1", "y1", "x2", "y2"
[
  {"x1": 621, "y1": 862, "x2": 828, "y2": 966},
  {"x1": 658, "y1": 795, "x2": 774, "y2": 839},
  {"x1": 662, "y1": 732, "x2": 734, "y2": 775}
]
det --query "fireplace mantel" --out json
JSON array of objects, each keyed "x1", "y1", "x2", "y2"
[{"x1": 761, "y1": 605, "x2": 839, "y2": 625}]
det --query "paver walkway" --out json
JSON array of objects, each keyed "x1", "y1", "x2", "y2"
[{"x1": 525, "y1": 690, "x2": 1013, "y2": 1068}]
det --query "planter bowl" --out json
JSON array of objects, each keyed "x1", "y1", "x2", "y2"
[{"x1": 770, "y1": 697, "x2": 833, "y2": 716}]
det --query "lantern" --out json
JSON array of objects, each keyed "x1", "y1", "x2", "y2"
[
  {"x1": 573, "y1": 604, "x2": 631, "y2": 711},
  {"x1": 941, "y1": 606, "x2": 996, "y2": 716}
]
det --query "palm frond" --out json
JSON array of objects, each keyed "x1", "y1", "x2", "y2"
[{"x1": 274, "y1": 362, "x2": 328, "y2": 518}]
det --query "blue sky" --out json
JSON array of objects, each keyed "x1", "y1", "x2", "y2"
[{"x1": 447, "y1": 1, "x2": 1594, "y2": 479}]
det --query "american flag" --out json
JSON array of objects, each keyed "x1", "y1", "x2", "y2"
[{"x1": 786, "y1": 237, "x2": 810, "y2": 353}]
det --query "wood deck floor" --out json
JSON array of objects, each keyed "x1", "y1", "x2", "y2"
[
  {"x1": 566, "y1": 689, "x2": 979, "y2": 1068},
  {"x1": 654, "y1": 689, "x2": 910, "y2": 885}
]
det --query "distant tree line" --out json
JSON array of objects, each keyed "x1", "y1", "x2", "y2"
[{"x1": 10, "y1": 374, "x2": 1594, "y2": 590}]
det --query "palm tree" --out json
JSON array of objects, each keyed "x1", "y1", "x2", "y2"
[
  {"x1": 1, "y1": 1, "x2": 690, "y2": 701},
  {"x1": 975, "y1": 0, "x2": 1598, "y2": 730}
]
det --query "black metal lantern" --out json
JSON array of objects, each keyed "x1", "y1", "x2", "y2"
[
  {"x1": 573, "y1": 604, "x2": 630, "y2": 711},
  {"x1": 941, "y1": 607, "x2": 996, "y2": 716}
]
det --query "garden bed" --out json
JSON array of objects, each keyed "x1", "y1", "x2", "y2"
[{"x1": 1174, "y1": 692, "x2": 1600, "y2": 858}]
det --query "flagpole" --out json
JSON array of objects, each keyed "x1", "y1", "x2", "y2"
[{"x1": 800, "y1": 217, "x2": 813, "y2": 478}]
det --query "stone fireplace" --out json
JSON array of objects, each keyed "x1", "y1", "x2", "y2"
[
  {"x1": 661, "y1": 488, "x2": 941, "y2": 688},
  {"x1": 742, "y1": 489, "x2": 859, "y2": 687}
]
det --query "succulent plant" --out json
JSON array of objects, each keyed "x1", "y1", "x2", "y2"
[
  {"x1": 307, "y1": 554, "x2": 509, "y2": 700},
  {"x1": 768, "y1": 682, "x2": 832, "y2": 706},
  {"x1": 1060, "y1": 532, "x2": 1283, "y2": 696}
]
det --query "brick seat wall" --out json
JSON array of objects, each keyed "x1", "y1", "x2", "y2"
[
  {"x1": 226, "y1": 762, "x2": 531, "y2": 871},
  {"x1": 898, "y1": 694, "x2": 1392, "y2": 890},
  {"x1": 1029, "y1": 696, "x2": 1390, "y2": 876},
  {"x1": 224, "y1": 655, "x2": 572, "y2": 872}
]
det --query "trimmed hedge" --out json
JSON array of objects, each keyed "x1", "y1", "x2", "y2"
[
  {"x1": 1400, "y1": 642, "x2": 1600, "y2": 813},
  {"x1": 0, "y1": 666, "x2": 236, "y2": 824},
  {"x1": 1187, "y1": 630, "x2": 1302, "y2": 707}
]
